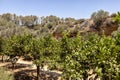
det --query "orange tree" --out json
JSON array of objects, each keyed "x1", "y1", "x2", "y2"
[
  {"x1": 3, "y1": 34, "x2": 33, "y2": 69},
  {"x1": 60, "y1": 32, "x2": 86, "y2": 79},
  {"x1": 30, "y1": 34, "x2": 58, "y2": 80},
  {"x1": 5, "y1": 34, "x2": 33, "y2": 57},
  {"x1": 83, "y1": 34, "x2": 120, "y2": 79},
  {"x1": 60, "y1": 32, "x2": 120, "y2": 80},
  {"x1": 30, "y1": 37, "x2": 44, "y2": 80}
]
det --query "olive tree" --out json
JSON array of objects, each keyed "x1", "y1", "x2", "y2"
[{"x1": 91, "y1": 10, "x2": 109, "y2": 27}]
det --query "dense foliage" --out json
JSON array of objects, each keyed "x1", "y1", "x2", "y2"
[{"x1": 0, "y1": 31, "x2": 120, "y2": 80}]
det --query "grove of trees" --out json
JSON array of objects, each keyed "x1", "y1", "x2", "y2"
[
  {"x1": 0, "y1": 31, "x2": 120, "y2": 80},
  {"x1": 0, "y1": 10, "x2": 120, "y2": 80}
]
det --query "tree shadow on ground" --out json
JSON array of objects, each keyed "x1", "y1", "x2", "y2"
[
  {"x1": 14, "y1": 69, "x2": 62, "y2": 80},
  {"x1": 0, "y1": 61, "x2": 62, "y2": 80},
  {"x1": 14, "y1": 69, "x2": 36, "y2": 80},
  {"x1": 39, "y1": 70, "x2": 62, "y2": 80}
]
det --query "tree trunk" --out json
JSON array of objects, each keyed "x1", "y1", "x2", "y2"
[
  {"x1": 12, "y1": 63, "x2": 15, "y2": 70},
  {"x1": 36, "y1": 65, "x2": 40, "y2": 80},
  {"x1": 1, "y1": 55, "x2": 4, "y2": 63}
]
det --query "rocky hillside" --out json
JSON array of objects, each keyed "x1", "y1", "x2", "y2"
[
  {"x1": 0, "y1": 11, "x2": 119, "y2": 38},
  {"x1": 53, "y1": 17, "x2": 119, "y2": 38},
  {"x1": 78, "y1": 17, "x2": 118, "y2": 36}
]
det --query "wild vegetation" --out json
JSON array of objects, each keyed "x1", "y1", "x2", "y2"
[
  {"x1": 0, "y1": 10, "x2": 118, "y2": 38},
  {"x1": 0, "y1": 10, "x2": 120, "y2": 80},
  {"x1": 0, "y1": 67, "x2": 14, "y2": 80}
]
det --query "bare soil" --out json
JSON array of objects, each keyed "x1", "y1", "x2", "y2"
[{"x1": 0, "y1": 58, "x2": 62, "y2": 80}]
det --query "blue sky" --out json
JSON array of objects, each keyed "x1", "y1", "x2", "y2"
[{"x1": 0, "y1": 0, "x2": 120, "y2": 19}]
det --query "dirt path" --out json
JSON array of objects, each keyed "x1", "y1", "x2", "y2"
[{"x1": 0, "y1": 58, "x2": 62, "y2": 80}]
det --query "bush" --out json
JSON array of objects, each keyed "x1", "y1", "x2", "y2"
[
  {"x1": 91, "y1": 10, "x2": 109, "y2": 26},
  {"x1": 114, "y1": 12, "x2": 120, "y2": 23},
  {"x1": 55, "y1": 24, "x2": 69, "y2": 33}
]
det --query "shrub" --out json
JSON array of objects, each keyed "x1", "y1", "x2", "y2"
[
  {"x1": 114, "y1": 12, "x2": 120, "y2": 24},
  {"x1": 91, "y1": 10, "x2": 109, "y2": 26}
]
